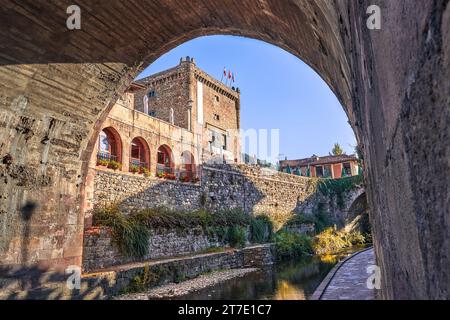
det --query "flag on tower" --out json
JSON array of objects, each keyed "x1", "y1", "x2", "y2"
[
  {"x1": 226, "y1": 70, "x2": 232, "y2": 86},
  {"x1": 232, "y1": 72, "x2": 235, "y2": 83},
  {"x1": 221, "y1": 67, "x2": 226, "y2": 82}
]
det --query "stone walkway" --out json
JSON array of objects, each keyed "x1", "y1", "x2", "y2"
[{"x1": 316, "y1": 248, "x2": 376, "y2": 300}]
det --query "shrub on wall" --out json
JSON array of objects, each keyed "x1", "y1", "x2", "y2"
[
  {"x1": 250, "y1": 215, "x2": 274, "y2": 243},
  {"x1": 92, "y1": 205, "x2": 150, "y2": 257},
  {"x1": 227, "y1": 225, "x2": 247, "y2": 248},
  {"x1": 317, "y1": 174, "x2": 364, "y2": 209},
  {"x1": 92, "y1": 206, "x2": 274, "y2": 257},
  {"x1": 285, "y1": 206, "x2": 332, "y2": 234}
]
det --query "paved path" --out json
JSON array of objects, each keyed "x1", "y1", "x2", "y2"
[{"x1": 315, "y1": 248, "x2": 376, "y2": 300}]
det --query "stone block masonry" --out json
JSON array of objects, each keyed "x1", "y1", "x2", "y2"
[
  {"x1": 87, "y1": 163, "x2": 365, "y2": 271},
  {"x1": 0, "y1": 244, "x2": 275, "y2": 300},
  {"x1": 93, "y1": 163, "x2": 320, "y2": 218},
  {"x1": 86, "y1": 244, "x2": 275, "y2": 299},
  {"x1": 94, "y1": 168, "x2": 203, "y2": 214},
  {"x1": 83, "y1": 226, "x2": 223, "y2": 272},
  {"x1": 85, "y1": 164, "x2": 323, "y2": 271}
]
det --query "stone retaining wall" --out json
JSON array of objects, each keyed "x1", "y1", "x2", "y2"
[
  {"x1": 0, "y1": 244, "x2": 275, "y2": 300},
  {"x1": 82, "y1": 226, "x2": 224, "y2": 272},
  {"x1": 93, "y1": 164, "x2": 320, "y2": 218},
  {"x1": 93, "y1": 168, "x2": 203, "y2": 214},
  {"x1": 86, "y1": 164, "x2": 364, "y2": 271},
  {"x1": 84, "y1": 244, "x2": 275, "y2": 299}
]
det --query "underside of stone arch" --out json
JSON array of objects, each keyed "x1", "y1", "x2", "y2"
[{"x1": 0, "y1": 1, "x2": 448, "y2": 299}]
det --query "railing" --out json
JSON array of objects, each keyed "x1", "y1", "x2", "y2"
[
  {"x1": 97, "y1": 151, "x2": 118, "y2": 162},
  {"x1": 156, "y1": 164, "x2": 174, "y2": 175},
  {"x1": 129, "y1": 159, "x2": 149, "y2": 170}
]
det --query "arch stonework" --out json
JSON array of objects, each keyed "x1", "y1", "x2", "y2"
[{"x1": 0, "y1": 1, "x2": 448, "y2": 299}]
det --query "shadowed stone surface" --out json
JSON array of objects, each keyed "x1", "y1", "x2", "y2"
[
  {"x1": 0, "y1": 1, "x2": 448, "y2": 299},
  {"x1": 320, "y1": 248, "x2": 376, "y2": 300}
]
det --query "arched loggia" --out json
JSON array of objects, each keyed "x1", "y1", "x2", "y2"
[
  {"x1": 156, "y1": 144, "x2": 174, "y2": 175},
  {"x1": 180, "y1": 151, "x2": 196, "y2": 181},
  {"x1": 97, "y1": 127, "x2": 123, "y2": 165},
  {"x1": 129, "y1": 137, "x2": 151, "y2": 172}
]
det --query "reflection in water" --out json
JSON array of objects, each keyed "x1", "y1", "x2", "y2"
[
  {"x1": 175, "y1": 246, "x2": 365, "y2": 300},
  {"x1": 273, "y1": 280, "x2": 306, "y2": 300}
]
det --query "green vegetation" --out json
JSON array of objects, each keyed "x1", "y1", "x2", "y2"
[
  {"x1": 96, "y1": 159, "x2": 122, "y2": 171},
  {"x1": 141, "y1": 167, "x2": 152, "y2": 177},
  {"x1": 227, "y1": 225, "x2": 247, "y2": 248},
  {"x1": 285, "y1": 214, "x2": 316, "y2": 226},
  {"x1": 312, "y1": 227, "x2": 366, "y2": 255},
  {"x1": 250, "y1": 215, "x2": 274, "y2": 243},
  {"x1": 125, "y1": 265, "x2": 169, "y2": 293},
  {"x1": 96, "y1": 159, "x2": 109, "y2": 167},
  {"x1": 276, "y1": 202, "x2": 370, "y2": 261},
  {"x1": 93, "y1": 203, "x2": 370, "y2": 263},
  {"x1": 130, "y1": 165, "x2": 139, "y2": 173},
  {"x1": 107, "y1": 160, "x2": 122, "y2": 171},
  {"x1": 285, "y1": 205, "x2": 332, "y2": 234},
  {"x1": 274, "y1": 231, "x2": 313, "y2": 261},
  {"x1": 318, "y1": 174, "x2": 363, "y2": 209},
  {"x1": 274, "y1": 226, "x2": 369, "y2": 261},
  {"x1": 92, "y1": 206, "x2": 273, "y2": 257},
  {"x1": 331, "y1": 143, "x2": 344, "y2": 156},
  {"x1": 92, "y1": 205, "x2": 150, "y2": 257},
  {"x1": 317, "y1": 174, "x2": 363, "y2": 196}
]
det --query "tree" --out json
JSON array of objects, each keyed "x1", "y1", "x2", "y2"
[{"x1": 331, "y1": 143, "x2": 344, "y2": 156}]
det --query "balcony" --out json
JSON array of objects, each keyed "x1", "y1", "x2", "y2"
[
  {"x1": 97, "y1": 151, "x2": 118, "y2": 162},
  {"x1": 129, "y1": 159, "x2": 149, "y2": 174},
  {"x1": 156, "y1": 164, "x2": 174, "y2": 175}
]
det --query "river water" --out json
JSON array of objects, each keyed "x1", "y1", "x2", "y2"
[{"x1": 175, "y1": 246, "x2": 366, "y2": 300}]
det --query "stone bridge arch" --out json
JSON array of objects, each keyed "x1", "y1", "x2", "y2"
[
  {"x1": 340, "y1": 188, "x2": 370, "y2": 234},
  {"x1": 0, "y1": 1, "x2": 448, "y2": 299}
]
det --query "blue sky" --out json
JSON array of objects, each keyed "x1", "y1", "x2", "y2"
[{"x1": 136, "y1": 35, "x2": 356, "y2": 162}]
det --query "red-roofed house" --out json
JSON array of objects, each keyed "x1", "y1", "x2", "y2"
[{"x1": 279, "y1": 154, "x2": 360, "y2": 179}]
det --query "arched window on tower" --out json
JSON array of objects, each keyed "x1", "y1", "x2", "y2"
[{"x1": 169, "y1": 107, "x2": 174, "y2": 125}]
